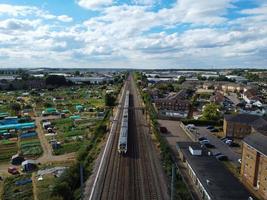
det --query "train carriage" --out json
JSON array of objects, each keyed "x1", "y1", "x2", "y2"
[{"x1": 118, "y1": 90, "x2": 130, "y2": 154}]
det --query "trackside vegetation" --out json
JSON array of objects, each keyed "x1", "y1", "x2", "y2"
[{"x1": 133, "y1": 72, "x2": 192, "y2": 200}]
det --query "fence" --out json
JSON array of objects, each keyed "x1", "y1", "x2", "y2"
[{"x1": 179, "y1": 122, "x2": 198, "y2": 142}]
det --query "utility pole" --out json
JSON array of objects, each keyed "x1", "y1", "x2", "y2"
[
  {"x1": 80, "y1": 163, "x2": 84, "y2": 200},
  {"x1": 171, "y1": 164, "x2": 176, "y2": 200}
]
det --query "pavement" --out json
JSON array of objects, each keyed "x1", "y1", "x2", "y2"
[{"x1": 195, "y1": 126, "x2": 241, "y2": 165}]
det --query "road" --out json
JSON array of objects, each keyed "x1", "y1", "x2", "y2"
[{"x1": 86, "y1": 75, "x2": 169, "y2": 200}]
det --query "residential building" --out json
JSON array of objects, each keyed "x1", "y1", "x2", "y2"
[
  {"x1": 241, "y1": 132, "x2": 267, "y2": 200},
  {"x1": 243, "y1": 88, "x2": 263, "y2": 107},
  {"x1": 155, "y1": 90, "x2": 191, "y2": 113},
  {"x1": 223, "y1": 114, "x2": 267, "y2": 138},
  {"x1": 210, "y1": 92, "x2": 225, "y2": 105},
  {"x1": 176, "y1": 142, "x2": 253, "y2": 200},
  {"x1": 221, "y1": 83, "x2": 245, "y2": 93}
]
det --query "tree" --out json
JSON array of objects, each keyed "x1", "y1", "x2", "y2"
[
  {"x1": 245, "y1": 72, "x2": 259, "y2": 82},
  {"x1": 202, "y1": 103, "x2": 221, "y2": 121},
  {"x1": 105, "y1": 93, "x2": 116, "y2": 107},
  {"x1": 45, "y1": 75, "x2": 68, "y2": 86},
  {"x1": 74, "y1": 70, "x2": 80, "y2": 76},
  {"x1": 197, "y1": 74, "x2": 206, "y2": 81},
  {"x1": 177, "y1": 76, "x2": 186, "y2": 84},
  {"x1": 10, "y1": 102, "x2": 21, "y2": 115}
]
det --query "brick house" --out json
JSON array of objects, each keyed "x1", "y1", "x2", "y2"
[
  {"x1": 154, "y1": 90, "x2": 191, "y2": 112},
  {"x1": 223, "y1": 114, "x2": 267, "y2": 138},
  {"x1": 221, "y1": 83, "x2": 245, "y2": 93},
  {"x1": 241, "y1": 131, "x2": 267, "y2": 200}
]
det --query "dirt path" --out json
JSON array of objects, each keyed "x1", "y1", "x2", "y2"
[
  {"x1": 32, "y1": 172, "x2": 38, "y2": 200},
  {"x1": 34, "y1": 116, "x2": 76, "y2": 164}
]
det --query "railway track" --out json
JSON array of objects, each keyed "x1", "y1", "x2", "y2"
[{"x1": 90, "y1": 75, "x2": 169, "y2": 200}]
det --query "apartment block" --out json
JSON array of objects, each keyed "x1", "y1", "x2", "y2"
[{"x1": 241, "y1": 132, "x2": 267, "y2": 200}]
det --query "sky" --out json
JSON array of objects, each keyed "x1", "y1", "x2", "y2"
[{"x1": 0, "y1": 0, "x2": 266, "y2": 69}]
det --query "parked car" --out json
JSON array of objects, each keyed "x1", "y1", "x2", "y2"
[
  {"x1": 8, "y1": 166, "x2": 19, "y2": 175},
  {"x1": 159, "y1": 126, "x2": 168, "y2": 134},
  {"x1": 216, "y1": 155, "x2": 228, "y2": 161},
  {"x1": 210, "y1": 128, "x2": 219, "y2": 132},
  {"x1": 229, "y1": 142, "x2": 240, "y2": 147},
  {"x1": 204, "y1": 143, "x2": 215, "y2": 148},
  {"x1": 213, "y1": 152, "x2": 222, "y2": 157},
  {"x1": 186, "y1": 124, "x2": 195, "y2": 129},
  {"x1": 221, "y1": 137, "x2": 230, "y2": 142},
  {"x1": 225, "y1": 139, "x2": 233, "y2": 145},
  {"x1": 207, "y1": 125, "x2": 214, "y2": 129},
  {"x1": 200, "y1": 140, "x2": 209, "y2": 145},
  {"x1": 198, "y1": 137, "x2": 208, "y2": 141}
]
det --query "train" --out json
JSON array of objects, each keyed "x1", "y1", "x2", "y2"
[{"x1": 118, "y1": 90, "x2": 130, "y2": 154}]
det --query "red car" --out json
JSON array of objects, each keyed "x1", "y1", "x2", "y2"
[{"x1": 8, "y1": 166, "x2": 19, "y2": 175}]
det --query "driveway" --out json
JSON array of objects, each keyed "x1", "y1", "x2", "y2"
[{"x1": 196, "y1": 126, "x2": 241, "y2": 165}]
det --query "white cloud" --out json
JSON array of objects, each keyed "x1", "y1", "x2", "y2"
[
  {"x1": 0, "y1": 19, "x2": 40, "y2": 31},
  {"x1": 57, "y1": 15, "x2": 73, "y2": 22},
  {"x1": 132, "y1": 0, "x2": 159, "y2": 6},
  {"x1": 0, "y1": 4, "x2": 37, "y2": 17},
  {"x1": 0, "y1": 1, "x2": 267, "y2": 68},
  {"x1": 76, "y1": 0, "x2": 113, "y2": 10}
]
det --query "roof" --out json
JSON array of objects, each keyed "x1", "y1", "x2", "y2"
[
  {"x1": 45, "y1": 108, "x2": 57, "y2": 113},
  {"x1": 224, "y1": 114, "x2": 260, "y2": 123},
  {"x1": 176, "y1": 142, "x2": 253, "y2": 200},
  {"x1": 0, "y1": 122, "x2": 35, "y2": 130},
  {"x1": 244, "y1": 132, "x2": 267, "y2": 156},
  {"x1": 224, "y1": 114, "x2": 267, "y2": 129},
  {"x1": 22, "y1": 160, "x2": 37, "y2": 166}
]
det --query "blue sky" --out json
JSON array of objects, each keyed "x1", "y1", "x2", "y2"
[{"x1": 0, "y1": 0, "x2": 266, "y2": 68}]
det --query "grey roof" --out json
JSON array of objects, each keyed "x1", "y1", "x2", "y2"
[
  {"x1": 224, "y1": 114, "x2": 260, "y2": 124},
  {"x1": 244, "y1": 132, "x2": 267, "y2": 156},
  {"x1": 21, "y1": 160, "x2": 37, "y2": 166},
  {"x1": 224, "y1": 114, "x2": 267, "y2": 129},
  {"x1": 176, "y1": 142, "x2": 253, "y2": 200}
]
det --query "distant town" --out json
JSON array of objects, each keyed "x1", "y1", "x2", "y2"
[{"x1": 0, "y1": 68, "x2": 266, "y2": 200}]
